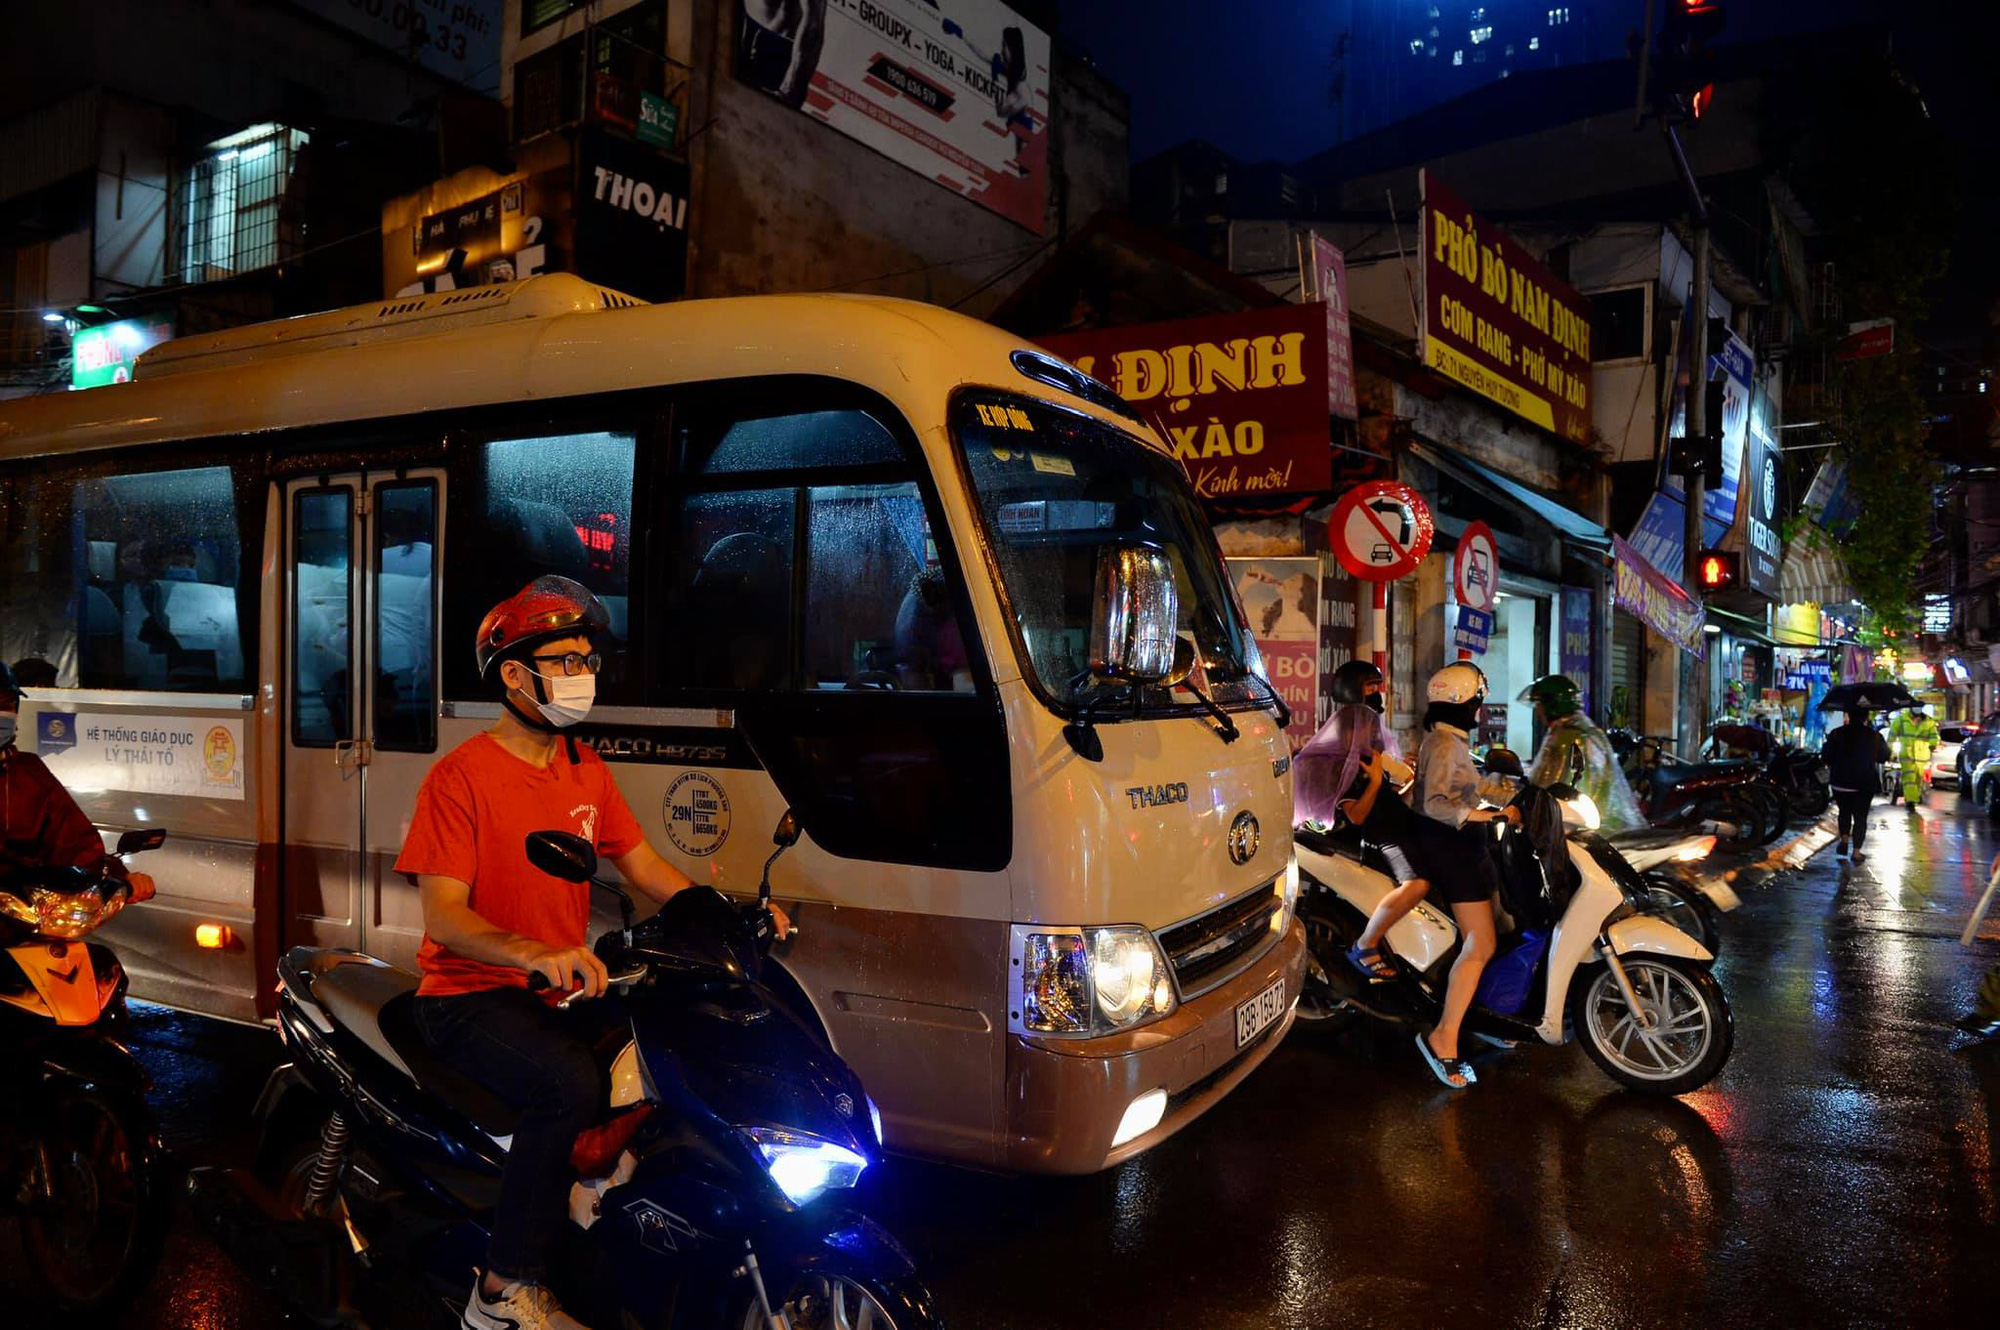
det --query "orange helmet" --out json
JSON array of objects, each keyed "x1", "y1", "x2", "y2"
[{"x1": 475, "y1": 575, "x2": 610, "y2": 678}]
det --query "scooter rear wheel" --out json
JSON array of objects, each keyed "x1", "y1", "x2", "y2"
[
  {"x1": 1571, "y1": 955, "x2": 1733, "y2": 1096},
  {"x1": 1294, "y1": 890, "x2": 1365, "y2": 1032}
]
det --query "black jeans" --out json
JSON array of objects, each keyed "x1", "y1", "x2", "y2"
[
  {"x1": 413, "y1": 988, "x2": 625, "y2": 1284},
  {"x1": 1834, "y1": 790, "x2": 1874, "y2": 848}
]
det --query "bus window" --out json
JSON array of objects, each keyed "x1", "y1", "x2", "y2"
[
  {"x1": 68, "y1": 465, "x2": 248, "y2": 693},
  {"x1": 804, "y1": 482, "x2": 972, "y2": 693},
  {"x1": 456, "y1": 431, "x2": 635, "y2": 700},
  {"x1": 691, "y1": 409, "x2": 902, "y2": 474},
  {"x1": 677, "y1": 489, "x2": 796, "y2": 691},
  {"x1": 0, "y1": 473, "x2": 79, "y2": 683},
  {"x1": 373, "y1": 481, "x2": 437, "y2": 751},
  {"x1": 293, "y1": 488, "x2": 353, "y2": 745}
]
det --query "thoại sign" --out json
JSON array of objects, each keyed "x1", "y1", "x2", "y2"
[
  {"x1": 1419, "y1": 171, "x2": 1592, "y2": 444},
  {"x1": 1611, "y1": 534, "x2": 1705, "y2": 658},
  {"x1": 576, "y1": 129, "x2": 691, "y2": 301},
  {"x1": 1038, "y1": 304, "x2": 1333, "y2": 502},
  {"x1": 735, "y1": 0, "x2": 1051, "y2": 233}
]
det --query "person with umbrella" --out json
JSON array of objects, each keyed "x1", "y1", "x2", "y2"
[{"x1": 1822, "y1": 707, "x2": 1891, "y2": 860}]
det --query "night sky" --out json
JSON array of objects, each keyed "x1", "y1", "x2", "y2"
[{"x1": 1062, "y1": 0, "x2": 1900, "y2": 166}]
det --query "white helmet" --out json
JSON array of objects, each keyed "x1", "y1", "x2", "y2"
[{"x1": 1427, "y1": 662, "x2": 1489, "y2": 705}]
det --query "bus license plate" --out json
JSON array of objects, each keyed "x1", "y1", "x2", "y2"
[{"x1": 1234, "y1": 978, "x2": 1286, "y2": 1048}]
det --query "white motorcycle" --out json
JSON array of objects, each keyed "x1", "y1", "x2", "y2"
[{"x1": 1294, "y1": 771, "x2": 1734, "y2": 1095}]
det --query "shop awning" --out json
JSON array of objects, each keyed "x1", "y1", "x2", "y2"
[
  {"x1": 1780, "y1": 540, "x2": 1854, "y2": 605},
  {"x1": 1707, "y1": 605, "x2": 1778, "y2": 646},
  {"x1": 1415, "y1": 445, "x2": 1612, "y2": 551}
]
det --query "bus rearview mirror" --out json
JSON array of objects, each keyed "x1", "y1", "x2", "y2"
[{"x1": 1088, "y1": 545, "x2": 1179, "y2": 685}]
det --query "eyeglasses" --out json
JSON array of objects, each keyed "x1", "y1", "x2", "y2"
[{"x1": 530, "y1": 651, "x2": 603, "y2": 677}]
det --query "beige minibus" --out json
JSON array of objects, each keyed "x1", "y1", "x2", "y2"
[{"x1": 0, "y1": 275, "x2": 1304, "y2": 1173}]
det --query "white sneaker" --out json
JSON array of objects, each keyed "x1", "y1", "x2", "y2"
[{"x1": 464, "y1": 1277, "x2": 592, "y2": 1330}]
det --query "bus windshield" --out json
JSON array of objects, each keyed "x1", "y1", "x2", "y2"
[{"x1": 952, "y1": 393, "x2": 1264, "y2": 714}]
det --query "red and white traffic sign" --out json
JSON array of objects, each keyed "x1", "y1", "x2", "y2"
[
  {"x1": 1331, "y1": 481, "x2": 1434, "y2": 582},
  {"x1": 1453, "y1": 520, "x2": 1499, "y2": 613}
]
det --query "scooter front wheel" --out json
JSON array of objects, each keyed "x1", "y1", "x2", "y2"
[
  {"x1": 12, "y1": 1082, "x2": 169, "y2": 1315},
  {"x1": 1571, "y1": 955, "x2": 1733, "y2": 1096},
  {"x1": 727, "y1": 1269, "x2": 939, "y2": 1330}
]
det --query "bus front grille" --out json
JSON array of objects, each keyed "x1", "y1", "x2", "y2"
[{"x1": 1157, "y1": 880, "x2": 1282, "y2": 998}]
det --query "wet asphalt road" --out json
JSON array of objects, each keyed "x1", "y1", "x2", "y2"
[{"x1": 24, "y1": 787, "x2": 2000, "y2": 1330}]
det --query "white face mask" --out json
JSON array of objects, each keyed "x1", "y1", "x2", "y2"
[
  {"x1": 0, "y1": 714, "x2": 15, "y2": 748},
  {"x1": 525, "y1": 669, "x2": 596, "y2": 728}
]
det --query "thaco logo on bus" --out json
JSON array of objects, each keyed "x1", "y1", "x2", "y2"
[{"x1": 1126, "y1": 782, "x2": 1190, "y2": 810}]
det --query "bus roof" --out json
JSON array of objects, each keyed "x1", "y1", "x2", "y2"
[{"x1": 0, "y1": 274, "x2": 1159, "y2": 462}]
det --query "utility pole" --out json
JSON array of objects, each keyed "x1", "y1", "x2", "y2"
[{"x1": 1680, "y1": 211, "x2": 1711, "y2": 757}]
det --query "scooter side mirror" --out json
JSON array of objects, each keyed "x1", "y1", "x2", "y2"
[
  {"x1": 772, "y1": 810, "x2": 801, "y2": 848},
  {"x1": 526, "y1": 830, "x2": 597, "y2": 883},
  {"x1": 1482, "y1": 747, "x2": 1524, "y2": 779},
  {"x1": 115, "y1": 828, "x2": 167, "y2": 856}
]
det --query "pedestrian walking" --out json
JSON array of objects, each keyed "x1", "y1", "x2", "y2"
[{"x1": 1823, "y1": 708, "x2": 1890, "y2": 859}]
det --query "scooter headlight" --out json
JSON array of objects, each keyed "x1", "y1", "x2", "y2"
[
  {"x1": 1563, "y1": 792, "x2": 1602, "y2": 831},
  {"x1": 740, "y1": 1126, "x2": 868, "y2": 1206}
]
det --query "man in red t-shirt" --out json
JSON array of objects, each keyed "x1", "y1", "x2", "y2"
[{"x1": 398, "y1": 576, "x2": 787, "y2": 1330}]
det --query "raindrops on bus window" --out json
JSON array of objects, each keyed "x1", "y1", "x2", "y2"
[
  {"x1": 804, "y1": 482, "x2": 973, "y2": 695},
  {"x1": 692, "y1": 409, "x2": 901, "y2": 475}
]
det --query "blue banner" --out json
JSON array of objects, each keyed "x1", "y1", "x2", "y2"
[
  {"x1": 1454, "y1": 606, "x2": 1493, "y2": 653},
  {"x1": 36, "y1": 711, "x2": 77, "y2": 755}
]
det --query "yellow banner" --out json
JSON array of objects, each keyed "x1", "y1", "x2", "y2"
[{"x1": 1424, "y1": 338, "x2": 1556, "y2": 431}]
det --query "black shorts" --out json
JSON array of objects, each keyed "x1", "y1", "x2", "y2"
[{"x1": 1364, "y1": 807, "x2": 1493, "y2": 906}]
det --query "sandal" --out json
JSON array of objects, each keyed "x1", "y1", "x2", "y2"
[
  {"x1": 1345, "y1": 943, "x2": 1397, "y2": 981},
  {"x1": 1416, "y1": 1032, "x2": 1476, "y2": 1089}
]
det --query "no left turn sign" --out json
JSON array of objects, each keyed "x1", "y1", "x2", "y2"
[{"x1": 1331, "y1": 481, "x2": 1435, "y2": 582}]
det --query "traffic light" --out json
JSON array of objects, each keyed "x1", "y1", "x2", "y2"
[
  {"x1": 1667, "y1": 378, "x2": 1728, "y2": 479},
  {"x1": 1695, "y1": 549, "x2": 1739, "y2": 592},
  {"x1": 1656, "y1": 0, "x2": 1726, "y2": 124}
]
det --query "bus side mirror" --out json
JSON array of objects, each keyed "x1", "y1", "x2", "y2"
[
  {"x1": 1088, "y1": 545, "x2": 1179, "y2": 685},
  {"x1": 526, "y1": 830, "x2": 597, "y2": 883}
]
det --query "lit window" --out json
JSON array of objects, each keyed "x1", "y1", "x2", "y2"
[
  {"x1": 178, "y1": 124, "x2": 308, "y2": 284},
  {"x1": 1505, "y1": 43, "x2": 1515, "y2": 57},
  {"x1": 1471, "y1": 6, "x2": 1486, "y2": 19},
  {"x1": 1427, "y1": 5, "x2": 1440, "y2": 17},
  {"x1": 1530, "y1": 35, "x2": 1540, "y2": 49},
  {"x1": 1215, "y1": 172, "x2": 1228, "y2": 195},
  {"x1": 1429, "y1": 24, "x2": 1439, "y2": 37},
  {"x1": 1453, "y1": 49, "x2": 1464, "y2": 65},
  {"x1": 1471, "y1": 25, "x2": 1492, "y2": 43},
  {"x1": 1410, "y1": 38, "x2": 1425, "y2": 54}
]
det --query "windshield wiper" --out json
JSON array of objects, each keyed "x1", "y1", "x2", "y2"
[
  {"x1": 1172, "y1": 674, "x2": 1239, "y2": 745},
  {"x1": 1248, "y1": 673, "x2": 1292, "y2": 731}
]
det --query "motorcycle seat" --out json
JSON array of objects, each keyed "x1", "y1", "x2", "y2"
[{"x1": 310, "y1": 958, "x2": 522, "y2": 1138}]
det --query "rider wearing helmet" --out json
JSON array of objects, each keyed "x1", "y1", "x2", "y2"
[
  {"x1": 1, "y1": 662, "x2": 154, "y2": 901},
  {"x1": 398, "y1": 576, "x2": 789, "y2": 1330},
  {"x1": 1522, "y1": 674, "x2": 1645, "y2": 835},
  {"x1": 1414, "y1": 662, "x2": 1519, "y2": 830},
  {"x1": 1331, "y1": 658, "x2": 1386, "y2": 714}
]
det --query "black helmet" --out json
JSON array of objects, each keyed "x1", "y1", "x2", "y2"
[{"x1": 1331, "y1": 659, "x2": 1385, "y2": 706}]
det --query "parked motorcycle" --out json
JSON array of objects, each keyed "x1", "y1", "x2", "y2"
[
  {"x1": 1296, "y1": 780, "x2": 1734, "y2": 1095},
  {"x1": 1707, "y1": 724, "x2": 1832, "y2": 818},
  {"x1": 1611, "y1": 730, "x2": 1787, "y2": 849},
  {"x1": 1602, "y1": 827, "x2": 1732, "y2": 957},
  {"x1": 1, "y1": 828, "x2": 171, "y2": 1317},
  {"x1": 186, "y1": 811, "x2": 937, "y2": 1330}
]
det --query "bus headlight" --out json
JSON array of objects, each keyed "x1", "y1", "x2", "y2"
[{"x1": 1016, "y1": 926, "x2": 1176, "y2": 1035}]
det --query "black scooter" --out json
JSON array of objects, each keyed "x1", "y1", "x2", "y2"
[{"x1": 187, "y1": 811, "x2": 937, "y2": 1330}]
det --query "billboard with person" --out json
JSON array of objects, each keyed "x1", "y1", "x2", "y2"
[{"x1": 734, "y1": 0, "x2": 1051, "y2": 232}]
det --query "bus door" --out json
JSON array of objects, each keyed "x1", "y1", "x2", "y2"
[{"x1": 282, "y1": 470, "x2": 443, "y2": 967}]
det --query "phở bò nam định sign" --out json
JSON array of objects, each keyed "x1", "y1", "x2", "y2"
[{"x1": 1420, "y1": 171, "x2": 1593, "y2": 445}]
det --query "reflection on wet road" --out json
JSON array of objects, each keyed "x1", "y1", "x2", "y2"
[{"x1": 27, "y1": 791, "x2": 2000, "y2": 1328}]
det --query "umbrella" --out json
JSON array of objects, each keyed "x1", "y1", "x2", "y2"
[{"x1": 1815, "y1": 681, "x2": 1920, "y2": 713}]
